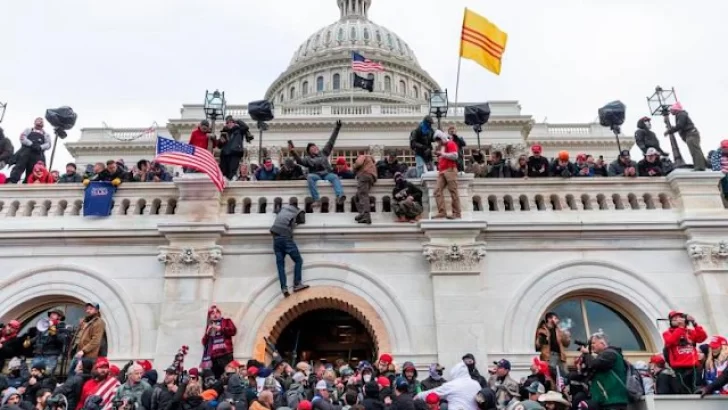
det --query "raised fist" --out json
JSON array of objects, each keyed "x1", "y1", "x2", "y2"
[{"x1": 335, "y1": 120, "x2": 342, "y2": 128}]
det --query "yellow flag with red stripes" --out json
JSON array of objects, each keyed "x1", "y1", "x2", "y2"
[{"x1": 460, "y1": 8, "x2": 508, "y2": 75}]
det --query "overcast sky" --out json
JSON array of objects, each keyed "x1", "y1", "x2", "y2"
[{"x1": 0, "y1": 0, "x2": 725, "y2": 172}]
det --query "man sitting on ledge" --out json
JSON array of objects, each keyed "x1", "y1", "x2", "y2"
[{"x1": 288, "y1": 120, "x2": 346, "y2": 209}]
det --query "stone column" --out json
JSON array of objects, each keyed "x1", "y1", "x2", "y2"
[
  {"x1": 422, "y1": 174, "x2": 475, "y2": 219},
  {"x1": 686, "y1": 240, "x2": 728, "y2": 334},
  {"x1": 152, "y1": 175, "x2": 228, "y2": 366},
  {"x1": 420, "y1": 220, "x2": 488, "y2": 368}
]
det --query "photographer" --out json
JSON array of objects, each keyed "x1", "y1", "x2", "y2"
[
  {"x1": 662, "y1": 310, "x2": 707, "y2": 394},
  {"x1": 579, "y1": 332, "x2": 629, "y2": 410},
  {"x1": 218, "y1": 116, "x2": 252, "y2": 180},
  {"x1": 7, "y1": 117, "x2": 52, "y2": 184}
]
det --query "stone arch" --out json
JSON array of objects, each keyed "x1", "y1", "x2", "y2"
[
  {"x1": 235, "y1": 261, "x2": 412, "y2": 359},
  {"x1": 502, "y1": 259, "x2": 673, "y2": 353},
  {"x1": 251, "y1": 287, "x2": 390, "y2": 361},
  {"x1": 0, "y1": 264, "x2": 141, "y2": 358}
]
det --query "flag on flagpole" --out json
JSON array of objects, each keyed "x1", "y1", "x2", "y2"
[
  {"x1": 154, "y1": 136, "x2": 226, "y2": 192},
  {"x1": 460, "y1": 8, "x2": 508, "y2": 75},
  {"x1": 352, "y1": 51, "x2": 384, "y2": 73}
]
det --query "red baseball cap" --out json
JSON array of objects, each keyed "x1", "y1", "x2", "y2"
[
  {"x1": 377, "y1": 376, "x2": 390, "y2": 387},
  {"x1": 531, "y1": 144, "x2": 542, "y2": 154},
  {"x1": 96, "y1": 357, "x2": 110, "y2": 368},
  {"x1": 227, "y1": 360, "x2": 241, "y2": 369},
  {"x1": 709, "y1": 336, "x2": 728, "y2": 350},
  {"x1": 248, "y1": 366, "x2": 259, "y2": 377},
  {"x1": 137, "y1": 360, "x2": 152, "y2": 372},
  {"x1": 649, "y1": 354, "x2": 665, "y2": 366},
  {"x1": 110, "y1": 365, "x2": 121, "y2": 376},
  {"x1": 188, "y1": 368, "x2": 199, "y2": 377},
  {"x1": 425, "y1": 393, "x2": 440, "y2": 405},
  {"x1": 297, "y1": 400, "x2": 313, "y2": 410},
  {"x1": 379, "y1": 354, "x2": 393, "y2": 364}
]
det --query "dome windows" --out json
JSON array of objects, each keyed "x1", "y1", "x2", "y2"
[
  {"x1": 376, "y1": 30, "x2": 382, "y2": 43},
  {"x1": 290, "y1": 87, "x2": 296, "y2": 100},
  {"x1": 315, "y1": 34, "x2": 321, "y2": 48},
  {"x1": 413, "y1": 86, "x2": 419, "y2": 99},
  {"x1": 397, "y1": 39, "x2": 403, "y2": 52},
  {"x1": 316, "y1": 76, "x2": 324, "y2": 92},
  {"x1": 384, "y1": 76, "x2": 391, "y2": 92},
  {"x1": 399, "y1": 80, "x2": 406, "y2": 95},
  {"x1": 387, "y1": 33, "x2": 393, "y2": 48},
  {"x1": 350, "y1": 27, "x2": 357, "y2": 41},
  {"x1": 337, "y1": 28, "x2": 344, "y2": 41},
  {"x1": 333, "y1": 74, "x2": 341, "y2": 90},
  {"x1": 363, "y1": 28, "x2": 370, "y2": 41},
  {"x1": 302, "y1": 81, "x2": 309, "y2": 96},
  {"x1": 326, "y1": 30, "x2": 332, "y2": 44},
  {"x1": 279, "y1": 93, "x2": 284, "y2": 103}
]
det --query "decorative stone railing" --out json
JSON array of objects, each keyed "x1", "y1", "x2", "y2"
[
  {"x1": 0, "y1": 171, "x2": 722, "y2": 223},
  {"x1": 631, "y1": 395, "x2": 728, "y2": 410}
]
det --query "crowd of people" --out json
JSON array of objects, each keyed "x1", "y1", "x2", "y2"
[{"x1": 2, "y1": 303, "x2": 728, "y2": 410}]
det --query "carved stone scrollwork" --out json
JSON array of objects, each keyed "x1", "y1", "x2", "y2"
[
  {"x1": 687, "y1": 241, "x2": 728, "y2": 271},
  {"x1": 268, "y1": 146, "x2": 283, "y2": 163},
  {"x1": 509, "y1": 143, "x2": 528, "y2": 158},
  {"x1": 158, "y1": 246, "x2": 223, "y2": 278},
  {"x1": 246, "y1": 145, "x2": 260, "y2": 164},
  {"x1": 422, "y1": 243, "x2": 486, "y2": 274},
  {"x1": 369, "y1": 144, "x2": 384, "y2": 160}
]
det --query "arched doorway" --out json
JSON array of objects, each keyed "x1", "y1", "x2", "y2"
[{"x1": 276, "y1": 308, "x2": 376, "y2": 364}]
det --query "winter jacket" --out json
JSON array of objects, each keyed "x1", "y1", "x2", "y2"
[
  {"x1": 573, "y1": 163, "x2": 594, "y2": 177},
  {"x1": 583, "y1": 347, "x2": 628, "y2": 408},
  {"x1": 355, "y1": 156, "x2": 378, "y2": 180},
  {"x1": 58, "y1": 172, "x2": 84, "y2": 183},
  {"x1": 389, "y1": 393, "x2": 414, "y2": 410},
  {"x1": 409, "y1": 121, "x2": 434, "y2": 162},
  {"x1": 663, "y1": 325, "x2": 707, "y2": 368},
  {"x1": 150, "y1": 384, "x2": 177, "y2": 410},
  {"x1": 270, "y1": 205, "x2": 305, "y2": 238},
  {"x1": 635, "y1": 118, "x2": 661, "y2": 154},
  {"x1": 55, "y1": 359, "x2": 94, "y2": 410},
  {"x1": 189, "y1": 128, "x2": 210, "y2": 151},
  {"x1": 277, "y1": 160, "x2": 306, "y2": 181},
  {"x1": 486, "y1": 160, "x2": 511, "y2": 178},
  {"x1": 362, "y1": 382, "x2": 384, "y2": 410},
  {"x1": 401, "y1": 362, "x2": 422, "y2": 395},
  {"x1": 98, "y1": 168, "x2": 126, "y2": 184},
  {"x1": 450, "y1": 134, "x2": 467, "y2": 172},
  {"x1": 311, "y1": 394, "x2": 341, "y2": 410},
  {"x1": 201, "y1": 318, "x2": 237, "y2": 359},
  {"x1": 145, "y1": 168, "x2": 173, "y2": 182},
  {"x1": 416, "y1": 363, "x2": 480, "y2": 410},
  {"x1": 114, "y1": 380, "x2": 152, "y2": 408},
  {"x1": 0, "y1": 134, "x2": 14, "y2": 165},
  {"x1": 20, "y1": 128, "x2": 52, "y2": 152},
  {"x1": 637, "y1": 158, "x2": 667, "y2": 177},
  {"x1": 668, "y1": 111, "x2": 698, "y2": 138},
  {"x1": 32, "y1": 328, "x2": 65, "y2": 356},
  {"x1": 291, "y1": 125, "x2": 341, "y2": 176},
  {"x1": 419, "y1": 377, "x2": 444, "y2": 392},
  {"x1": 22, "y1": 375, "x2": 56, "y2": 404},
  {"x1": 526, "y1": 156, "x2": 550, "y2": 177},
  {"x1": 73, "y1": 314, "x2": 105, "y2": 358},
  {"x1": 535, "y1": 323, "x2": 570, "y2": 363},
  {"x1": 487, "y1": 375, "x2": 519, "y2": 409},
  {"x1": 655, "y1": 368, "x2": 680, "y2": 395},
  {"x1": 550, "y1": 160, "x2": 576, "y2": 177},
  {"x1": 285, "y1": 382, "x2": 306, "y2": 409},
  {"x1": 392, "y1": 181, "x2": 423, "y2": 204},
  {"x1": 608, "y1": 159, "x2": 637, "y2": 177},
  {"x1": 219, "y1": 121, "x2": 250, "y2": 157},
  {"x1": 255, "y1": 166, "x2": 279, "y2": 181},
  {"x1": 27, "y1": 167, "x2": 55, "y2": 184},
  {"x1": 375, "y1": 159, "x2": 404, "y2": 179}
]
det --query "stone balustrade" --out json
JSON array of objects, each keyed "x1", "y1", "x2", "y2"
[
  {"x1": 632, "y1": 395, "x2": 728, "y2": 410},
  {"x1": 0, "y1": 171, "x2": 722, "y2": 224}
]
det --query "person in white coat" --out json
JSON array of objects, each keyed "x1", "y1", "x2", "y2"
[{"x1": 416, "y1": 362, "x2": 481, "y2": 410}]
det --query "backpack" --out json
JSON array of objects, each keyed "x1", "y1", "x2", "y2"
[{"x1": 612, "y1": 361, "x2": 645, "y2": 403}]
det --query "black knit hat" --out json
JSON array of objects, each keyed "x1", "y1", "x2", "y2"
[{"x1": 306, "y1": 143, "x2": 316, "y2": 155}]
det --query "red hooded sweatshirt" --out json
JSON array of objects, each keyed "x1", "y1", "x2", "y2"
[
  {"x1": 663, "y1": 325, "x2": 708, "y2": 368},
  {"x1": 189, "y1": 127, "x2": 210, "y2": 150}
]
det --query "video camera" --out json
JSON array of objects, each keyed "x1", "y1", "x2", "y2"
[
  {"x1": 47, "y1": 394, "x2": 69, "y2": 410},
  {"x1": 574, "y1": 339, "x2": 590, "y2": 352},
  {"x1": 112, "y1": 396, "x2": 138, "y2": 410}
]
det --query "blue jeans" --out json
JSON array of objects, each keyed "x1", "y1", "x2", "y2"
[
  {"x1": 415, "y1": 156, "x2": 431, "y2": 177},
  {"x1": 67, "y1": 357, "x2": 79, "y2": 376},
  {"x1": 307, "y1": 173, "x2": 344, "y2": 201},
  {"x1": 273, "y1": 236, "x2": 303, "y2": 289},
  {"x1": 34, "y1": 355, "x2": 59, "y2": 376}
]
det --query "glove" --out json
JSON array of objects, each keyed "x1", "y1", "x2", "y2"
[
  {"x1": 111, "y1": 178, "x2": 122, "y2": 187},
  {"x1": 335, "y1": 119, "x2": 342, "y2": 128},
  {"x1": 83, "y1": 179, "x2": 90, "y2": 187}
]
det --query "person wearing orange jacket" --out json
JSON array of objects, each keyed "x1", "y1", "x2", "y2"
[{"x1": 662, "y1": 310, "x2": 707, "y2": 394}]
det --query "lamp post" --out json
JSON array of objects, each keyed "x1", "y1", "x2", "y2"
[
  {"x1": 0, "y1": 101, "x2": 7, "y2": 123},
  {"x1": 204, "y1": 89, "x2": 226, "y2": 152},
  {"x1": 429, "y1": 89, "x2": 449, "y2": 130},
  {"x1": 647, "y1": 86, "x2": 685, "y2": 168}
]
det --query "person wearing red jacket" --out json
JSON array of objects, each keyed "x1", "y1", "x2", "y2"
[
  {"x1": 433, "y1": 130, "x2": 461, "y2": 219},
  {"x1": 662, "y1": 310, "x2": 707, "y2": 394},
  {"x1": 201, "y1": 304, "x2": 237, "y2": 379},
  {"x1": 189, "y1": 120, "x2": 212, "y2": 151}
]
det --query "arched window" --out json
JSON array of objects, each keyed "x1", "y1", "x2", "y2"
[
  {"x1": 279, "y1": 93, "x2": 284, "y2": 103},
  {"x1": 333, "y1": 74, "x2": 341, "y2": 90},
  {"x1": 376, "y1": 31, "x2": 382, "y2": 43},
  {"x1": 302, "y1": 81, "x2": 309, "y2": 96},
  {"x1": 424, "y1": 91, "x2": 429, "y2": 101},
  {"x1": 387, "y1": 33, "x2": 393, "y2": 48},
  {"x1": 413, "y1": 86, "x2": 419, "y2": 99},
  {"x1": 545, "y1": 297, "x2": 647, "y2": 351},
  {"x1": 363, "y1": 29, "x2": 370, "y2": 41},
  {"x1": 399, "y1": 80, "x2": 406, "y2": 95},
  {"x1": 337, "y1": 28, "x2": 344, "y2": 41},
  {"x1": 315, "y1": 34, "x2": 321, "y2": 45},
  {"x1": 326, "y1": 30, "x2": 332, "y2": 43},
  {"x1": 350, "y1": 27, "x2": 357, "y2": 40},
  {"x1": 290, "y1": 87, "x2": 296, "y2": 99},
  {"x1": 316, "y1": 76, "x2": 324, "y2": 92},
  {"x1": 397, "y1": 39, "x2": 403, "y2": 52},
  {"x1": 384, "y1": 76, "x2": 392, "y2": 92}
]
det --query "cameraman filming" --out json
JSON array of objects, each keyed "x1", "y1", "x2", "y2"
[
  {"x1": 579, "y1": 332, "x2": 629, "y2": 410},
  {"x1": 662, "y1": 310, "x2": 707, "y2": 394},
  {"x1": 218, "y1": 116, "x2": 253, "y2": 180}
]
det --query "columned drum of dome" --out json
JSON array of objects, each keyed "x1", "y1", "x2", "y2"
[{"x1": 265, "y1": 0, "x2": 440, "y2": 105}]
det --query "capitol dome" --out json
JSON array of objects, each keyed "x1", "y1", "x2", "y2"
[{"x1": 265, "y1": 0, "x2": 441, "y2": 106}]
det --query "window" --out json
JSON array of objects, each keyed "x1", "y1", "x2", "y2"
[
  {"x1": 397, "y1": 39, "x2": 403, "y2": 52},
  {"x1": 302, "y1": 81, "x2": 309, "y2": 96},
  {"x1": 279, "y1": 93, "x2": 284, "y2": 103},
  {"x1": 413, "y1": 86, "x2": 419, "y2": 99},
  {"x1": 290, "y1": 87, "x2": 296, "y2": 99},
  {"x1": 333, "y1": 74, "x2": 341, "y2": 90},
  {"x1": 315, "y1": 34, "x2": 321, "y2": 45},
  {"x1": 546, "y1": 297, "x2": 647, "y2": 351},
  {"x1": 376, "y1": 31, "x2": 382, "y2": 43},
  {"x1": 326, "y1": 30, "x2": 332, "y2": 43},
  {"x1": 338, "y1": 28, "x2": 344, "y2": 41},
  {"x1": 384, "y1": 76, "x2": 391, "y2": 91},
  {"x1": 350, "y1": 27, "x2": 357, "y2": 40},
  {"x1": 387, "y1": 33, "x2": 393, "y2": 48},
  {"x1": 316, "y1": 76, "x2": 324, "y2": 92},
  {"x1": 424, "y1": 91, "x2": 429, "y2": 101},
  {"x1": 363, "y1": 28, "x2": 370, "y2": 41},
  {"x1": 399, "y1": 80, "x2": 406, "y2": 95}
]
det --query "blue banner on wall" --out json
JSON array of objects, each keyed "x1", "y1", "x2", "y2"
[{"x1": 83, "y1": 182, "x2": 116, "y2": 216}]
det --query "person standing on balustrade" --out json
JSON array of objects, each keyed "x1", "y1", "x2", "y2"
[
  {"x1": 7, "y1": 117, "x2": 52, "y2": 184},
  {"x1": 353, "y1": 153, "x2": 377, "y2": 225},
  {"x1": 432, "y1": 130, "x2": 460, "y2": 220}
]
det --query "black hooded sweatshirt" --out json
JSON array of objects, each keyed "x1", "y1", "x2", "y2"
[
  {"x1": 362, "y1": 382, "x2": 384, "y2": 410},
  {"x1": 462, "y1": 354, "x2": 487, "y2": 388},
  {"x1": 635, "y1": 118, "x2": 661, "y2": 155},
  {"x1": 54, "y1": 358, "x2": 94, "y2": 410}
]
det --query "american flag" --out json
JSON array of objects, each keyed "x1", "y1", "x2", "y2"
[
  {"x1": 155, "y1": 136, "x2": 226, "y2": 192},
  {"x1": 352, "y1": 51, "x2": 384, "y2": 73}
]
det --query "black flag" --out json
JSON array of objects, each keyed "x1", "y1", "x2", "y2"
[{"x1": 353, "y1": 74, "x2": 374, "y2": 92}]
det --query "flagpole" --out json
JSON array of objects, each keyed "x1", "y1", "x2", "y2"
[{"x1": 453, "y1": 57, "x2": 462, "y2": 118}]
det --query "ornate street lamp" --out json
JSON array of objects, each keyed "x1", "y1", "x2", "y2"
[
  {"x1": 204, "y1": 90, "x2": 226, "y2": 151},
  {"x1": 647, "y1": 86, "x2": 685, "y2": 168},
  {"x1": 429, "y1": 90, "x2": 449, "y2": 130},
  {"x1": 0, "y1": 101, "x2": 7, "y2": 123}
]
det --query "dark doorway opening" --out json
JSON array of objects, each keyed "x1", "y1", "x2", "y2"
[{"x1": 275, "y1": 308, "x2": 376, "y2": 365}]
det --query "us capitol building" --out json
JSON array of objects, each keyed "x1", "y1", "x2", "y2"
[{"x1": 1, "y1": 2, "x2": 727, "y2": 402}]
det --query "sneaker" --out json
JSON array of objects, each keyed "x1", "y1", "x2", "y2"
[
  {"x1": 355, "y1": 214, "x2": 364, "y2": 221},
  {"x1": 311, "y1": 201, "x2": 321, "y2": 209},
  {"x1": 336, "y1": 196, "x2": 347, "y2": 206},
  {"x1": 293, "y1": 283, "x2": 310, "y2": 292},
  {"x1": 432, "y1": 214, "x2": 447, "y2": 219},
  {"x1": 282, "y1": 288, "x2": 290, "y2": 297},
  {"x1": 357, "y1": 217, "x2": 372, "y2": 225}
]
